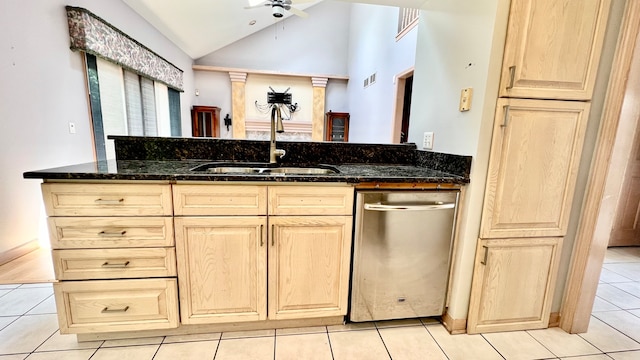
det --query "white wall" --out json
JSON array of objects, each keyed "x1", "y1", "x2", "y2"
[
  {"x1": 409, "y1": 0, "x2": 509, "y2": 320},
  {"x1": 346, "y1": 3, "x2": 418, "y2": 144},
  {"x1": 0, "y1": 0, "x2": 193, "y2": 255}
]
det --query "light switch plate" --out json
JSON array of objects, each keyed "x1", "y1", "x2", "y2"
[
  {"x1": 423, "y1": 132, "x2": 434, "y2": 150},
  {"x1": 459, "y1": 87, "x2": 473, "y2": 111}
]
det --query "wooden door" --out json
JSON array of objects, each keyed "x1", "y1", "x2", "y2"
[
  {"x1": 467, "y1": 237, "x2": 562, "y2": 334},
  {"x1": 175, "y1": 217, "x2": 267, "y2": 324},
  {"x1": 268, "y1": 216, "x2": 352, "y2": 320},
  {"x1": 499, "y1": 0, "x2": 610, "y2": 100},
  {"x1": 610, "y1": 119, "x2": 640, "y2": 246},
  {"x1": 481, "y1": 98, "x2": 590, "y2": 239}
]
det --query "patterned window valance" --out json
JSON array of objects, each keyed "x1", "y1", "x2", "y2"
[{"x1": 66, "y1": 6, "x2": 184, "y2": 91}]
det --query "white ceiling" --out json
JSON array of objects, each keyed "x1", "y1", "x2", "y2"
[{"x1": 122, "y1": 0, "x2": 431, "y2": 59}]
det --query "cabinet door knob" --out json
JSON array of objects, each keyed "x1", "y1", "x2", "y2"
[
  {"x1": 260, "y1": 224, "x2": 264, "y2": 247},
  {"x1": 500, "y1": 105, "x2": 511, "y2": 128},
  {"x1": 271, "y1": 224, "x2": 275, "y2": 247},
  {"x1": 481, "y1": 246, "x2": 489, "y2": 266}
]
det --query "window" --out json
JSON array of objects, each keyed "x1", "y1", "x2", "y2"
[{"x1": 85, "y1": 54, "x2": 181, "y2": 160}]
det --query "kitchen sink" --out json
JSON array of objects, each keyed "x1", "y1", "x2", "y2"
[{"x1": 190, "y1": 162, "x2": 339, "y2": 175}]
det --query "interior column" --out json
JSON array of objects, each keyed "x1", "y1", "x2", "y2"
[
  {"x1": 229, "y1": 72, "x2": 247, "y2": 139},
  {"x1": 311, "y1": 77, "x2": 328, "y2": 141}
]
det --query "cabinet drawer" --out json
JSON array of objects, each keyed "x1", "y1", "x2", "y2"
[
  {"x1": 53, "y1": 279, "x2": 179, "y2": 334},
  {"x1": 268, "y1": 186, "x2": 354, "y2": 215},
  {"x1": 173, "y1": 185, "x2": 267, "y2": 216},
  {"x1": 42, "y1": 183, "x2": 172, "y2": 216},
  {"x1": 52, "y1": 248, "x2": 177, "y2": 280},
  {"x1": 48, "y1": 217, "x2": 174, "y2": 249}
]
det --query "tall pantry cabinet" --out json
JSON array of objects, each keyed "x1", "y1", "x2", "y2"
[{"x1": 467, "y1": 0, "x2": 611, "y2": 334}]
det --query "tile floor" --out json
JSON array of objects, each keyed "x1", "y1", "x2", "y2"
[{"x1": 1, "y1": 247, "x2": 639, "y2": 359}]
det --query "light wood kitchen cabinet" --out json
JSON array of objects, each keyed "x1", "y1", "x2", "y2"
[
  {"x1": 467, "y1": 238, "x2": 562, "y2": 334},
  {"x1": 480, "y1": 98, "x2": 590, "y2": 239},
  {"x1": 175, "y1": 216, "x2": 267, "y2": 324},
  {"x1": 269, "y1": 216, "x2": 352, "y2": 320},
  {"x1": 41, "y1": 182, "x2": 179, "y2": 334},
  {"x1": 173, "y1": 184, "x2": 353, "y2": 325},
  {"x1": 499, "y1": 0, "x2": 611, "y2": 100},
  {"x1": 53, "y1": 279, "x2": 179, "y2": 334}
]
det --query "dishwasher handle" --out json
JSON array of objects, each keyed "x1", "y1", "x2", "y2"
[{"x1": 363, "y1": 202, "x2": 455, "y2": 211}]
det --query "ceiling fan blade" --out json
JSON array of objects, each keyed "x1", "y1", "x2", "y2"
[{"x1": 287, "y1": 7, "x2": 309, "y2": 18}]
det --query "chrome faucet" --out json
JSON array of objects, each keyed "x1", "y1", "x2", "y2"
[{"x1": 270, "y1": 104, "x2": 286, "y2": 164}]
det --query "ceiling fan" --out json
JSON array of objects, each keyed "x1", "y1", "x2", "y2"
[{"x1": 245, "y1": 0, "x2": 312, "y2": 19}]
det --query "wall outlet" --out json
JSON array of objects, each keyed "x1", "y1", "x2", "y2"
[{"x1": 423, "y1": 132, "x2": 434, "y2": 150}]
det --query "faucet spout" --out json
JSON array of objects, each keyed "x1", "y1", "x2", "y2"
[{"x1": 270, "y1": 105, "x2": 286, "y2": 164}]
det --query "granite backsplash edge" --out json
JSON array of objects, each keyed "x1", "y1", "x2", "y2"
[{"x1": 111, "y1": 136, "x2": 471, "y2": 179}]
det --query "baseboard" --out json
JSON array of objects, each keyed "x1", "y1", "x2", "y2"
[
  {"x1": 0, "y1": 240, "x2": 40, "y2": 266},
  {"x1": 549, "y1": 312, "x2": 561, "y2": 327},
  {"x1": 442, "y1": 312, "x2": 467, "y2": 334}
]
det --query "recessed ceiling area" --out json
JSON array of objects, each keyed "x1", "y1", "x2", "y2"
[{"x1": 122, "y1": 0, "x2": 431, "y2": 59}]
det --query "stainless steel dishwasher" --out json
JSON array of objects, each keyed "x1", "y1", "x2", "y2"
[{"x1": 350, "y1": 190, "x2": 459, "y2": 322}]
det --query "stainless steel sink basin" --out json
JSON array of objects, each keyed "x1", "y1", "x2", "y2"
[{"x1": 190, "y1": 163, "x2": 339, "y2": 175}]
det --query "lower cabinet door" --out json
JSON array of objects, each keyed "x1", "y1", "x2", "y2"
[
  {"x1": 467, "y1": 237, "x2": 562, "y2": 334},
  {"x1": 53, "y1": 278, "x2": 179, "y2": 334},
  {"x1": 175, "y1": 217, "x2": 267, "y2": 324},
  {"x1": 269, "y1": 216, "x2": 352, "y2": 320}
]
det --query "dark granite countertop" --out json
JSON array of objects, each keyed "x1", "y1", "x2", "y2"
[{"x1": 23, "y1": 137, "x2": 472, "y2": 184}]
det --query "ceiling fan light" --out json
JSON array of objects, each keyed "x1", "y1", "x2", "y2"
[{"x1": 272, "y1": 4, "x2": 284, "y2": 17}]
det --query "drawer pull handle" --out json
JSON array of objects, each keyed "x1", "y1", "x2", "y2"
[
  {"x1": 98, "y1": 230, "x2": 127, "y2": 237},
  {"x1": 260, "y1": 224, "x2": 264, "y2": 247},
  {"x1": 506, "y1": 65, "x2": 516, "y2": 90},
  {"x1": 101, "y1": 261, "x2": 130, "y2": 268},
  {"x1": 94, "y1": 198, "x2": 124, "y2": 205},
  {"x1": 101, "y1": 306, "x2": 129, "y2": 313}
]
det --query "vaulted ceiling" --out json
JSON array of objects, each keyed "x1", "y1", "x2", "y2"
[{"x1": 122, "y1": 0, "x2": 431, "y2": 59}]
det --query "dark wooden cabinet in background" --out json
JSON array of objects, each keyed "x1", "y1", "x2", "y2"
[
  {"x1": 325, "y1": 111, "x2": 349, "y2": 142},
  {"x1": 191, "y1": 106, "x2": 220, "y2": 137}
]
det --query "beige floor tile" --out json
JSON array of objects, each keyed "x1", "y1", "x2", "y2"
[
  {"x1": 527, "y1": 327, "x2": 601, "y2": 357},
  {"x1": 275, "y1": 333, "x2": 332, "y2": 360},
  {"x1": 163, "y1": 332, "x2": 221, "y2": 343},
  {"x1": 427, "y1": 325, "x2": 502, "y2": 360},
  {"x1": 596, "y1": 284, "x2": 640, "y2": 310},
  {"x1": 0, "y1": 317, "x2": 17, "y2": 331},
  {"x1": 35, "y1": 331, "x2": 102, "y2": 352},
  {"x1": 603, "y1": 263, "x2": 640, "y2": 280},
  {"x1": 558, "y1": 355, "x2": 610, "y2": 360},
  {"x1": 18, "y1": 284, "x2": 53, "y2": 289},
  {"x1": 0, "y1": 314, "x2": 58, "y2": 354},
  {"x1": 0, "y1": 285, "x2": 20, "y2": 290},
  {"x1": 578, "y1": 317, "x2": 640, "y2": 353},
  {"x1": 25, "y1": 349, "x2": 95, "y2": 360},
  {"x1": 600, "y1": 269, "x2": 634, "y2": 283},
  {"x1": 378, "y1": 325, "x2": 447, "y2": 360},
  {"x1": 90, "y1": 345, "x2": 159, "y2": 360},
  {"x1": 374, "y1": 318, "x2": 422, "y2": 328},
  {"x1": 153, "y1": 340, "x2": 218, "y2": 360},
  {"x1": 0, "y1": 354, "x2": 27, "y2": 360},
  {"x1": 329, "y1": 329, "x2": 389, "y2": 360},
  {"x1": 220, "y1": 329, "x2": 275, "y2": 340},
  {"x1": 25, "y1": 296, "x2": 56, "y2": 315},
  {"x1": 592, "y1": 297, "x2": 621, "y2": 312},
  {"x1": 101, "y1": 336, "x2": 164, "y2": 348},
  {"x1": 276, "y1": 326, "x2": 326, "y2": 336},
  {"x1": 0, "y1": 288, "x2": 53, "y2": 316},
  {"x1": 609, "y1": 350, "x2": 640, "y2": 359},
  {"x1": 593, "y1": 310, "x2": 640, "y2": 343},
  {"x1": 327, "y1": 322, "x2": 376, "y2": 332},
  {"x1": 612, "y1": 282, "x2": 640, "y2": 298},
  {"x1": 483, "y1": 331, "x2": 555, "y2": 360},
  {"x1": 604, "y1": 248, "x2": 640, "y2": 263},
  {"x1": 215, "y1": 337, "x2": 274, "y2": 360}
]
